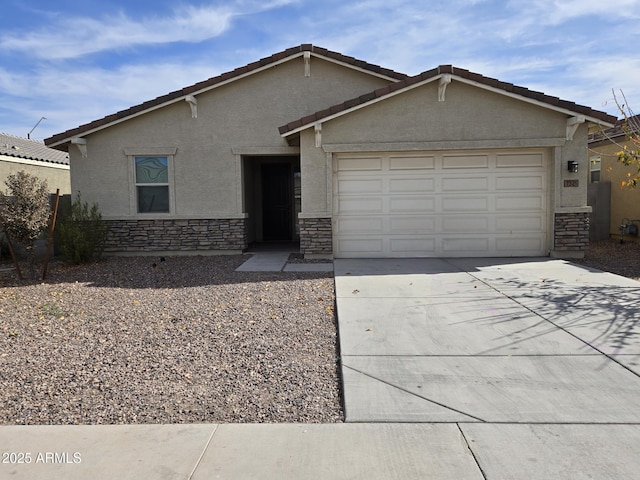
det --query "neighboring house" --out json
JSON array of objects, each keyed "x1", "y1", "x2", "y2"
[
  {"x1": 588, "y1": 116, "x2": 640, "y2": 242},
  {"x1": 0, "y1": 133, "x2": 70, "y2": 194},
  {"x1": 45, "y1": 44, "x2": 616, "y2": 259}
]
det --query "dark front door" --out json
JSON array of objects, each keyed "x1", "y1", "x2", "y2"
[{"x1": 262, "y1": 163, "x2": 293, "y2": 241}]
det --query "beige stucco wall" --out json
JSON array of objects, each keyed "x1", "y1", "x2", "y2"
[
  {"x1": 589, "y1": 138, "x2": 640, "y2": 240},
  {"x1": 67, "y1": 56, "x2": 393, "y2": 219},
  {"x1": 299, "y1": 79, "x2": 591, "y2": 218},
  {"x1": 0, "y1": 156, "x2": 70, "y2": 194},
  {"x1": 299, "y1": 130, "x2": 329, "y2": 216}
]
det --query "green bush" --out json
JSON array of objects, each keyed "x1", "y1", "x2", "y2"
[
  {"x1": 57, "y1": 193, "x2": 108, "y2": 264},
  {"x1": 0, "y1": 171, "x2": 51, "y2": 277}
]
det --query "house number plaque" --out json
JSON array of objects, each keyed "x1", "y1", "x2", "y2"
[{"x1": 564, "y1": 179, "x2": 579, "y2": 187}]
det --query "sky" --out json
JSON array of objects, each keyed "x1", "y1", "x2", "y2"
[{"x1": 1, "y1": 0, "x2": 639, "y2": 142}]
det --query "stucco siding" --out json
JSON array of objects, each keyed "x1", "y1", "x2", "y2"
[
  {"x1": 300, "y1": 129, "x2": 329, "y2": 215},
  {"x1": 558, "y1": 122, "x2": 589, "y2": 209},
  {"x1": 0, "y1": 157, "x2": 70, "y2": 194},
  {"x1": 70, "y1": 57, "x2": 394, "y2": 219},
  {"x1": 320, "y1": 81, "x2": 568, "y2": 145}
]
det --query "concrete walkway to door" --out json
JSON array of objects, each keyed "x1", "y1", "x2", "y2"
[{"x1": 334, "y1": 257, "x2": 640, "y2": 478}]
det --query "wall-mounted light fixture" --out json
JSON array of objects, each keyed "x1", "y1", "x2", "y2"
[{"x1": 567, "y1": 160, "x2": 579, "y2": 173}]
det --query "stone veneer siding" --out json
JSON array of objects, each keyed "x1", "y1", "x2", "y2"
[
  {"x1": 299, "y1": 217, "x2": 332, "y2": 256},
  {"x1": 103, "y1": 218, "x2": 247, "y2": 253},
  {"x1": 554, "y1": 212, "x2": 589, "y2": 252}
]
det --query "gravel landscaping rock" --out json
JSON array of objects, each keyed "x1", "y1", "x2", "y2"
[
  {"x1": 287, "y1": 253, "x2": 332, "y2": 264},
  {"x1": 1, "y1": 240, "x2": 636, "y2": 426},
  {"x1": 572, "y1": 240, "x2": 640, "y2": 281},
  {"x1": 0, "y1": 255, "x2": 342, "y2": 425}
]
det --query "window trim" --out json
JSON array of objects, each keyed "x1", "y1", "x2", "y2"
[{"x1": 125, "y1": 147, "x2": 177, "y2": 215}]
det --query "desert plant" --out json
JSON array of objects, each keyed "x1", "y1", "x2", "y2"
[
  {"x1": 0, "y1": 171, "x2": 51, "y2": 275},
  {"x1": 611, "y1": 90, "x2": 640, "y2": 187},
  {"x1": 57, "y1": 192, "x2": 108, "y2": 264}
]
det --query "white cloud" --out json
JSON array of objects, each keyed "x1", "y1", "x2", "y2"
[
  {"x1": 2, "y1": 0, "x2": 638, "y2": 139},
  {"x1": 512, "y1": 0, "x2": 640, "y2": 25},
  {"x1": 569, "y1": 56, "x2": 640, "y2": 113},
  {"x1": 0, "y1": 61, "x2": 225, "y2": 139},
  {"x1": 0, "y1": 1, "x2": 297, "y2": 60}
]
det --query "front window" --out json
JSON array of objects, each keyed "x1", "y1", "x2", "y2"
[{"x1": 135, "y1": 156, "x2": 169, "y2": 213}]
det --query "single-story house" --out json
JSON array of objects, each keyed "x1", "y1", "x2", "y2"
[
  {"x1": 1, "y1": 133, "x2": 70, "y2": 194},
  {"x1": 45, "y1": 44, "x2": 616, "y2": 258},
  {"x1": 588, "y1": 115, "x2": 640, "y2": 242}
]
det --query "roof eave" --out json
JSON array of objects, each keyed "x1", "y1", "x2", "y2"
[
  {"x1": 453, "y1": 76, "x2": 616, "y2": 128},
  {"x1": 45, "y1": 46, "x2": 407, "y2": 148},
  {"x1": 281, "y1": 75, "x2": 442, "y2": 138},
  {"x1": 281, "y1": 72, "x2": 616, "y2": 138},
  {"x1": 46, "y1": 56, "x2": 299, "y2": 148},
  {"x1": 0, "y1": 153, "x2": 70, "y2": 168}
]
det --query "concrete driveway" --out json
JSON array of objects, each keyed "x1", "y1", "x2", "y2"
[{"x1": 335, "y1": 257, "x2": 640, "y2": 477}]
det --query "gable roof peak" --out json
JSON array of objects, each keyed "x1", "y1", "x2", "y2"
[
  {"x1": 45, "y1": 44, "x2": 408, "y2": 148},
  {"x1": 279, "y1": 63, "x2": 617, "y2": 135}
]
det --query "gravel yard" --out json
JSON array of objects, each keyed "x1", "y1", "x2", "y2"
[
  {"x1": 0, "y1": 255, "x2": 342, "y2": 425},
  {"x1": 1, "y1": 240, "x2": 637, "y2": 426},
  {"x1": 572, "y1": 239, "x2": 640, "y2": 281}
]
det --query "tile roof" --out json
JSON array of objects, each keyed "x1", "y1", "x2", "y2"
[
  {"x1": 44, "y1": 44, "x2": 408, "y2": 148},
  {"x1": 588, "y1": 114, "x2": 639, "y2": 143},
  {"x1": 0, "y1": 132, "x2": 69, "y2": 165},
  {"x1": 279, "y1": 65, "x2": 618, "y2": 135}
]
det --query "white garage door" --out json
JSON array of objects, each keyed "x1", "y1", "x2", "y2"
[{"x1": 333, "y1": 149, "x2": 548, "y2": 258}]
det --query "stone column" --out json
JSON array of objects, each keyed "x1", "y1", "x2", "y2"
[
  {"x1": 552, "y1": 211, "x2": 590, "y2": 258},
  {"x1": 299, "y1": 217, "x2": 333, "y2": 258}
]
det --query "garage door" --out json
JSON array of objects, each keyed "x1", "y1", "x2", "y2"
[{"x1": 333, "y1": 149, "x2": 548, "y2": 258}]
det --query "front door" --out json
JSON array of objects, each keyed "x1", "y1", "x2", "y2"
[{"x1": 262, "y1": 163, "x2": 293, "y2": 241}]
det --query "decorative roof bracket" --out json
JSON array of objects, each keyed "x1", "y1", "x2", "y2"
[
  {"x1": 304, "y1": 51, "x2": 311, "y2": 77},
  {"x1": 314, "y1": 122, "x2": 322, "y2": 147},
  {"x1": 438, "y1": 74, "x2": 452, "y2": 102},
  {"x1": 566, "y1": 115, "x2": 585, "y2": 141},
  {"x1": 185, "y1": 95, "x2": 198, "y2": 118},
  {"x1": 71, "y1": 137, "x2": 87, "y2": 158}
]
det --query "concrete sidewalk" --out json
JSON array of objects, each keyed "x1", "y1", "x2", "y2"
[
  {"x1": 0, "y1": 424, "x2": 478, "y2": 479},
  {"x1": 2, "y1": 423, "x2": 640, "y2": 479}
]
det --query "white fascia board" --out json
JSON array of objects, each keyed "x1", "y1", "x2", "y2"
[
  {"x1": 281, "y1": 76, "x2": 441, "y2": 138},
  {"x1": 282, "y1": 73, "x2": 615, "y2": 138},
  {"x1": 452, "y1": 76, "x2": 616, "y2": 128},
  {"x1": 48, "y1": 57, "x2": 307, "y2": 148},
  {"x1": 0, "y1": 154, "x2": 69, "y2": 169},
  {"x1": 312, "y1": 53, "x2": 405, "y2": 82},
  {"x1": 49, "y1": 52, "x2": 404, "y2": 149}
]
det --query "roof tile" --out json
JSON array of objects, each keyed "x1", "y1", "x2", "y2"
[
  {"x1": 588, "y1": 115, "x2": 636, "y2": 142},
  {"x1": 344, "y1": 98, "x2": 361, "y2": 109},
  {"x1": 374, "y1": 85, "x2": 392, "y2": 97},
  {"x1": 45, "y1": 44, "x2": 407, "y2": 147},
  {"x1": 299, "y1": 114, "x2": 318, "y2": 125},
  {"x1": 279, "y1": 63, "x2": 617, "y2": 134},
  {"x1": 0, "y1": 133, "x2": 69, "y2": 165}
]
